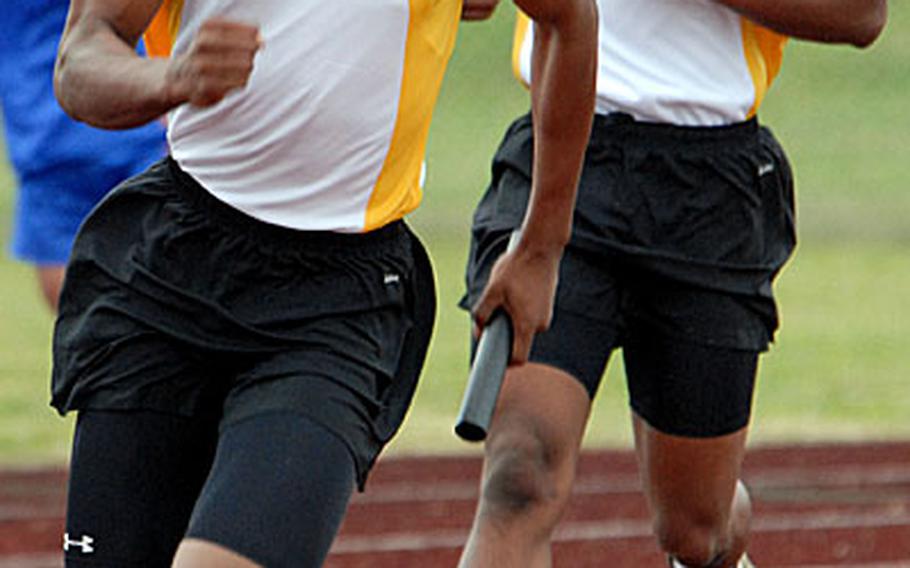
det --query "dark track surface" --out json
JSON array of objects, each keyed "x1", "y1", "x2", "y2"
[{"x1": 2, "y1": 442, "x2": 908, "y2": 567}]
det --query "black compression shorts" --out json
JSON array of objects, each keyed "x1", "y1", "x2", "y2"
[
  {"x1": 462, "y1": 113, "x2": 796, "y2": 437},
  {"x1": 52, "y1": 157, "x2": 437, "y2": 486}
]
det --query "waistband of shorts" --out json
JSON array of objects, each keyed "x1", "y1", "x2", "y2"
[
  {"x1": 591, "y1": 112, "x2": 759, "y2": 146},
  {"x1": 166, "y1": 157, "x2": 406, "y2": 251}
]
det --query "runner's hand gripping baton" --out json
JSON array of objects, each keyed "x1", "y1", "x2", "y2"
[{"x1": 455, "y1": 231, "x2": 520, "y2": 442}]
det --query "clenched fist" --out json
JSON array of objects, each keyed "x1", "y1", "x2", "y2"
[{"x1": 166, "y1": 19, "x2": 261, "y2": 107}]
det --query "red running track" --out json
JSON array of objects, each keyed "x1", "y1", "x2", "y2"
[{"x1": 1, "y1": 441, "x2": 909, "y2": 567}]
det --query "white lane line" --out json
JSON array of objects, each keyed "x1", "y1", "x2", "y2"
[
  {"x1": 331, "y1": 511, "x2": 910, "y2": 554},
  {"x1": 0, "y1": 554, "x2": 62, "y2": 568},
  {"x1": 807, "y1": 563, "x2": 910, "y2": 568},
  {"x1": 354, "y1": 463, "x2": 910, "y2": 505},
  {"x1": 746, "y1": 465, "x2": 910, "y2": 489}
]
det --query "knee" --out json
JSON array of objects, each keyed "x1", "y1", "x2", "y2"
[
  {"x1": 656, "y1": 517, "x2": 723, "y2": 567},
  {"x1": 654, "y1": 499, "x2": 740, "y2": 567},
  {"x1": 37, "y1": 266, "x2": 65, "y2": 313},
  {"x1": 479, "y1": 433, "x2": 569, "y2": 521},
  {"x1": 655, "y1": 485, "x2": 752, "y2": 568}
]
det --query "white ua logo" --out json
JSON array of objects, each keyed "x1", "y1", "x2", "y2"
[
  {"x1": 758, "y1": 162, "x2": 775, "y2": 176},
  {"x1": 63, "y1": 533, "x2": 95, "y2": 554},
  {"x1": 384, "y1": 273, "x2": 400, "y2": 285}
]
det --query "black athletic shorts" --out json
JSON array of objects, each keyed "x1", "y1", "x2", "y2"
[
  {"x1": 462, "y1": 113, "x2": 796, "y2": 437},
  {"x1": 52, "y1": 157, "x2": 436, "y2": 486}
]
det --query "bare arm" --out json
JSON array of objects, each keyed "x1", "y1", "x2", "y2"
[
  {"x1": 462, "y1": 0, "x2": 501, "y2": 21},
  {"x1": 55, "y1": 0, "x2": 260, "y2": 129},
  {"x1": 472, "y1": 0, "x2": 597, "y2": 363},
  {"x1": 715, "y1": 0, "x2": 887, "y2": 47}
]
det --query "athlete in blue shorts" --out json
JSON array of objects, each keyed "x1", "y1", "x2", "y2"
[{"x1": 0, "y1": 0, "x2": 165, "y2": 311}]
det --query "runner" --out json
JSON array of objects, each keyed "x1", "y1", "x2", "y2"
[
  {"x1": 459, "y1": 1, "x2": 888, "y2": 566},
  {"x1": 51, "y1": 0, "x2": 596, "y2": 566}
]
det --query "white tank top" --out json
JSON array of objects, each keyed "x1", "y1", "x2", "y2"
[
  {"x1": 514, "y1": 0, "x2": 787, "y2": 126},
  {"x1": 145, "y1": 0, "x2": 459, "y2": 232}
]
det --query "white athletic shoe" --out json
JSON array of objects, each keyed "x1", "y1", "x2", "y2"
[
  {"x1": 738, "y1": 555, "x2": 756, "y2": 568},
  {"x1": 667, "y1": 555, "x2": 755, "y2": 568}
]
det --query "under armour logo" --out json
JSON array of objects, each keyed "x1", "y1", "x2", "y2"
[
  {"x1": 758, "y1": 162, "x2": 775, "y2": 176},
  {"x1": 63, "y1": 533, "x2": 95, "y2": 554},
  {"x1": 384, "y1": 273, "x2": 400, "y2": 285}
]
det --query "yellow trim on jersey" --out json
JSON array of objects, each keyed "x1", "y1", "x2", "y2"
[
  {"x1": 144, "y1": 0, "x2": 184, "y2": 58},
  {"x1": 364, "y1": 0, "x2": 461, "y2": 232},
  {"x1": 512, "y1": 12, "x2": 531, "y2": 87},
  {"x1": 741, "y1": 18, "x2": 787, "y2": 118}
]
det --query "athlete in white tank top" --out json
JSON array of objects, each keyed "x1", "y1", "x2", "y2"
[
  {"x1": 458, "y1": 2, "x2": 888, "y2": 568},
  {"x1": 52, "y1": 0, "x2": 598, "y2": 565}
]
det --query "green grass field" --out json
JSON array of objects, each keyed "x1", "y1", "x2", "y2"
[{"x1": 1, "y1": 5, "x2": 909, "y2": 465}]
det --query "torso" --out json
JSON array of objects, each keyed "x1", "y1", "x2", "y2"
[
  {"x1": 514, "y1": 0, "x2": 787, "y2": 126},
  {"x1": 146, "y1": 0, "x2": 461, "y2": 232}
]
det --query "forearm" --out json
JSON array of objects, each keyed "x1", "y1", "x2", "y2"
[
  {"x1": 519, "y1": 1, "x2": 597, "y2": 256},
  {"x1": 465, "y1": 0, "x2": 595, "y2": 359},
  {"x1": 55, "y1": 15, "x2": 179, "y2": 129},
  {"x1": 462, "y1": 0, "x2": 500, "y2": 21},
  {"x1": 716, "y1": 0, "x2": 887, "y2": 47}
]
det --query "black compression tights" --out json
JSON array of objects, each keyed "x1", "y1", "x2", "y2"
[{"x1": 65, "y1": 410, "x2": 356, "y2": 567}]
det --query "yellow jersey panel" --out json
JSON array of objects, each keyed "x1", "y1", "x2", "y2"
[
  {"x1": 144, "y1": 0, "x2": 183, "y2": 58},
  {"x1": 511, "y1": 12, "x2": 531, "y2": 87},
  {"x1": 741, "y1": 19, "x2": 787, "y2": 118},
  {"x1": 365, "y1": 0, "x2": 461, "y2": 232}
]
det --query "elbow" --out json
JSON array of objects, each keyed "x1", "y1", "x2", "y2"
[
  {"x1": 53, "y1": 39, "x2": 94, "y2": 125},
  {"x1": 53, "y1": 53, "x2": 80, "y2": 122},
  {"x1": 543, "y1": 0, "x2": 598, "y2": 57},
  {"x1": 528, "y1": 0, "x2": 597, "y2": 32},
  {"x1": 569, "y1": 0, "x2": 598, "y2": 34},
  {"x1": 849, "y1": 2, "x2": 887, "y2": 48},
  {"x1": 53, "y1": 43, "x2": 116, "y2": 129},
  {"x1": 849, "y1": 22, "x2": 885, "y2": 49}
]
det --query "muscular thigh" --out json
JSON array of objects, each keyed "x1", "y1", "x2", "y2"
[
  {"x1": 622, "y1": 280, "x2": 764, "y2": 438},
  {"x1": 64, "y1": 410, "x2": 219, "y2": 567},
  {"x1": 184, "y1": 413, "x2": 356, "y2": 568}
]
